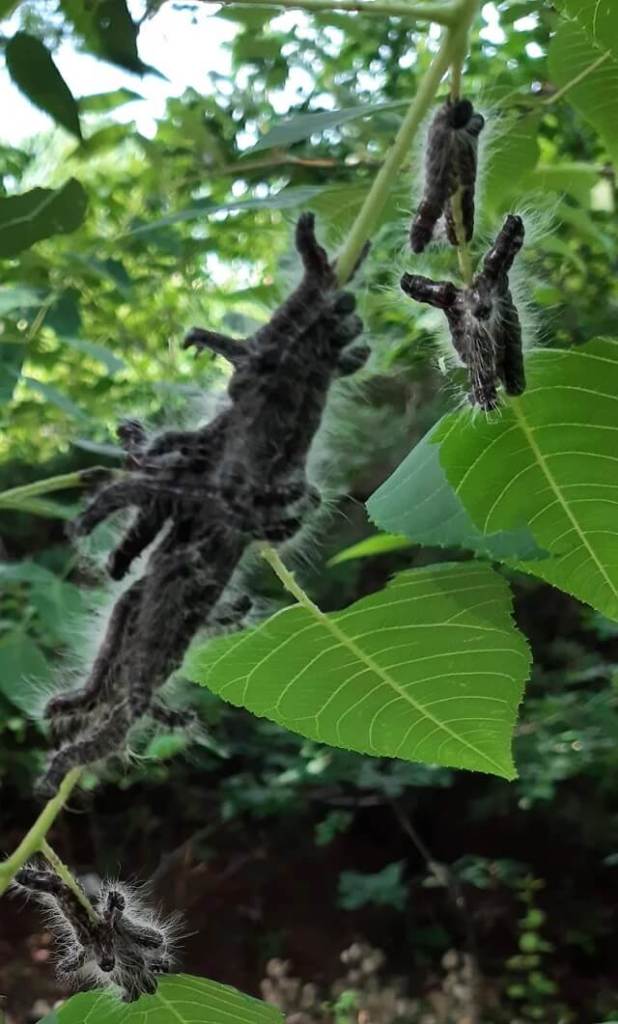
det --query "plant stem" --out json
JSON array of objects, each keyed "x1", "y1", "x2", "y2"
[
  {"x1": 450, "y1": 186, "x2": 473, "y2": 284},
  {"x1": 41, "y1": 839, "x2": 98, "y2": 921},
  {"x1": 335, "y1": 31, "x2": 454, "y2": 282},
  {"x1": 0, "y1": 769, "x2": 82, "y2": 896},
  {"x1": 195, "y1": 0, "x2": 458, "y2": 23},
  {"x1": 259, "y1": 543, "x2": 327, "y2": 614},
  {"x1": 0, "y1": 468, "x2": 110, "y2": 510}
]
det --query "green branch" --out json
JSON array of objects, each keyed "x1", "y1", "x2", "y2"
[
  {"x1": 0, "y1": 467, "x2": 113, "y2": 511},
  {"x1": 335, "y1": 31, "x2": 454, "y2": 282},
  {"x1": 0, "y1": 769, "x2": 82, "y2": 896},
  {"x1": 194, "y1": 0, "x2": 458, "y2": 24},
  {"x1": 41, "y1": 839, "x2": 98, "y2": 921}
]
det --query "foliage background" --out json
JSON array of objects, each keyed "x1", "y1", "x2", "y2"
[{"x1": 1, "y1": 1, "x2": 618, "y2": 1021}]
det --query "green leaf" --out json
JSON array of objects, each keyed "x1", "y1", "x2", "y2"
[
  {"x1": 186, "y1": 563, "x2": 531, "y2": 780},
  {"x1": 36, "y1": 1013, "x2": 59, "y2": 1024},
  {"x1": 520, "y1": 163, "x2": 599, "y2": 206},
  {"x1": 234, "y1": 34, "x2": 285, "y2": 63},
  {"x1": 30, "y1": 579, "x2": 86, "y2": 640},
  {"x1": 554, "y1": 0, "x2": 618, "y2": 63},
  {"x1": 0, "y1": 286, "x2": 43, "y2": 314},
  {"x1": 49, "y1": 974, "x2": 284, "y2": 1023},
  {"x1": 483, "y1": 113, "x2": 540, "y2": 212},
  {"x1": 0, "y1": 179, "x2": 88, "y2": 259},
  {"x1": 339, "y1": 861, "x2": 407, "y2": 910},
  {"x1": 251, "y1": 101, "x2": 406, "y2": 152},
  {"x1": 0, "y1": 560, "x2": 56, "y2": 585},
  {"x1": 0, "y1": 630, "x2": 50, "y2": 714},
  {"x1": 548, "y1": 21, "x2": 618, "y2": 165},
  {"x1": 0, "y1": 0, "x2": 20, "y2": 15},
  {"x1": 436, "y1": 339, "x2": 618, "y2": 620},
  {"x1": 45, "y1": 289, "x2": 82, "y2": 336},
  {"x1": 367, "y1": 426, "x2": 547, "y2": 561},
  {"x1": 59, "y1": 0, "x2": 153, "y2": 75},
  {"x1": 21, "y1": 376, "x2": 90, "y2": 420},
  {"x1": 217, "y1": 6, "x2": 278, "y2": 28},
  {"x1": 123, "y1": 186, "x2": 326, "y2": 238},
  {"x1": 79, "y1": 88, "x2": 143, "y2": 112},
  {"x1": 5, "y1": 33, "x2": 82, "y2": 140},
  {"x1": 0, "y1": 340, "x2": 26, "y2": 403},
  {"x1": 77, "y1": 124, "x2": 133, "y2": 158},
  {"x1": 328, "y1": 533, "x2": 413, "y2": 566},
  {"x1": 59, "y1": 337, "x2": 125, "y2": 373}
]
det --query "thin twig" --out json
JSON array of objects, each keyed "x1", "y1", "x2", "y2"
[{"x1": 391, "y1": 798, "x2": 482, "y2": 1024}]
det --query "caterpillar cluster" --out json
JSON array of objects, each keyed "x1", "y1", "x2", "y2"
[
  {"x1": 410, "y1": 98, "x2": 485, "y2": 254},
  {"x1": 14, "y1": 866, "x2": 174, "y2": 1002},
  {"x1": 404, "y1": 97, "x2": 526, "y2": 411},
  {"x1": 37, "y1": 212, "x2": 369, "y2": 798}
]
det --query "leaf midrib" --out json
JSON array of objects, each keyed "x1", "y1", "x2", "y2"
[{"x1": 271, "y1": 580, "x2": 507, "y2": 775}]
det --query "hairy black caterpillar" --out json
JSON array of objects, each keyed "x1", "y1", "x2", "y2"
[
  {"x1": 410, "y1": 97, "x2": 485, "y2": 253},
  {"x1": 401, "y1": 214, "x2": 525, "y2": 410},
  {"x1": 37, "y1": 213, "x2": 369, "y2": 796},
  {"x1": 14, "y1": 867, "x2": 172, "y2": 1001}
]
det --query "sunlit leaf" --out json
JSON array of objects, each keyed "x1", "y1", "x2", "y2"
[
  {"x1": 79, "y1": 88, "x2": 144, "y2": 112},
  {"x1": 48, "y1": 974, "x2": 283, "y2": 1023},
  {"x1": 186, "y1": 563, "x2": 531, "y2": 780},
  {"x1": 436, "y1": 339, "x2": 618, "y2": 620},
  {"x1": 0, "y1": 179, "x2": 88, "y2": 258},
  {"x1": 5, "y1": 33, "x2": 82, "y2": 139},
  {"x1": 328, "y1": 533, "x2": 413, "y2": 566},
  {"x1": 76, "y1": 125, "x2": 133, "y2": 157}
]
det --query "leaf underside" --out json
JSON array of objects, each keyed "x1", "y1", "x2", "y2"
[{"x1": 367, "y1": 424, "x2": 547, "y2": 561}]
